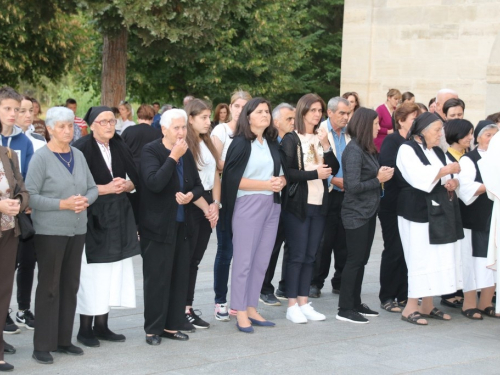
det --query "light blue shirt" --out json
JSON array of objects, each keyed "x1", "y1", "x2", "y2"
[
  {"x1": 327, "y1": 119, "x2": 346, "y2": 191},
  {"x1": 237, "y1": 139, "x2": 282, "y2": 198}
]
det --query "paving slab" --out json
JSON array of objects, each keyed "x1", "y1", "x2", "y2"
[{"x1": 6, "y1": 220, "x2": 500, "y2": 374}]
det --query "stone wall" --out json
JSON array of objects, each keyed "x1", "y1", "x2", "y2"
[{"x1": 340, "y1": 0, "x2": 500, "y2": 123}]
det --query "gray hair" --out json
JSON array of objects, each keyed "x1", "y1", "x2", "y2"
[
  {"x1": 272, "y1": 103, "x2": 294, "y2": 120},
  {"x1": 160, "y1": 108, "x2": 187, "y2": 129},
  {"x1": 477, "y1": 124, "x2": 498, "y2": 139},
  {"x1": 45, "y1": 107, "x2": 75, "y2": 129},
  {"x1": 160, "y1": 104, "x2": 173, "y2": 114},
  {"x1": 327, "y1": 97, "x2": 349, "y2": 112}
]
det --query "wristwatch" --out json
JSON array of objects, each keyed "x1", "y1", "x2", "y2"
[{"x1": 213, "y1": 199, "x2": 222, "y2": 209}]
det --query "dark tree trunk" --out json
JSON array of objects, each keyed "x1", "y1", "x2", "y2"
[{"x1": 101, "y1": 27, "x2": 128, "y2": 107}]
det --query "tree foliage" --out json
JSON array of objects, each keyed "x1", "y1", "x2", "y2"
[
  {"x1": 2, "y1": 0, "x2": 344, "y2": 105},
  {"x1": 0, "y1": 1, "x2": 92, "y2": 86}
]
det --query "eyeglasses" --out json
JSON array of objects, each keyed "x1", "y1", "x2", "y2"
[
  {"x1": 94, "y1": 119, "x2": 117, "y2": 127},
  {"x1": 119, "y1": 100, "x2": 129, "y2": 105}
]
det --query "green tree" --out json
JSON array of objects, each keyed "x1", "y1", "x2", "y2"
[
  {"x1": 0, "y1": 2, "x2": 92, "y2": 87},
  {"x1": 122, "y1": 0, "x2": 314, "y2": 105},
  {"x1": 82, "y1": 0, "x2": 233, "y2": 106},
  {"x1": 297, "y1": 0, "x2": 344, "y2": 100}
]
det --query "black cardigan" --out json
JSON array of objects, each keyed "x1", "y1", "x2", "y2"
[
  {"x1": 220, "y1": 135, "x2": 282, "y2": 233},
  {"x1": 139, "y1": 139, "x2": 204, "y2": 243},
  {"x1": 280, "y1": 131, "x2": 339, "y2": 221}
]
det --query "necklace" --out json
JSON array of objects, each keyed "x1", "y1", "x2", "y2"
[{"x1": 56, "y1": 149, "x2": 73, "y2": 167}]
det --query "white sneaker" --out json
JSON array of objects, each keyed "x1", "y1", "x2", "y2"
[
  {"x1": 214, "y1": 303, "x2": 230, "y2": 321},
  {"x1": 286, "y1": 303, "x2": 308, "y2": 324},
  {"x1": 300, "y1": 302, "x2": 326, "y2": 321}
]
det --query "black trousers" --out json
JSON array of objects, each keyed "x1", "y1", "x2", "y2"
[
  {"x1": 311, "y1": 190, "x2": 347, "y2": 290},
  {"x1": 33, "y1": 234, "x2": 85, "y2": 352},
  {"x1": 339, "y1": 214, "x2": 377, "y2": 310},
  {"x1": 260, "y1": 212, "x2": 288, "y2": 295},
  {"x1": 283, "y1": 205, "x2": 326, "y2": 298},
  {"x1": 16, "y1": 234, "x2": 37, "y2": 310},
  {"x1": 378, "y1": 210, "x2": 408, "y2": 303},
  {"x1": 142, "y1": 223, "x2": 190, "y2": 335},
  {"x1": 186, "y1": 206, "x2": 212, "y2": 306},
  {"x1": 0, "y1": 229, "x2": 18, "y2": 361}
]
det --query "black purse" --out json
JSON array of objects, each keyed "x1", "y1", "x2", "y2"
[
  {"x1": 8, "y1": 153, "x2": 35, "y2": 240},
  {"x1": 288, "y1": 143, "x2": 302, "y2": 198}
]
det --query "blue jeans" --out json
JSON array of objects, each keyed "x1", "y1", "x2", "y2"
[{"x1": 213, "y1": 217, "x2": 234, "y2": 304}]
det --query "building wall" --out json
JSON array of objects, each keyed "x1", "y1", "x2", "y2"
[{"x1": 340, "y1": 0, "x2": 500, "y2": 123}]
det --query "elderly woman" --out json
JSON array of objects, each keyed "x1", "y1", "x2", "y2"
[
  {"x1": 72, "y1": 107, "x2": 141, "y2": 348},
  {"x1": 375, "y1": 89, "x2": 401, "y2": 151},
  {"x1": 26, "y1": 107, "x2": 98, "y2": 364},
  {"x1": 378, "y1": 103, "x2": 420, "y2": 313},
  {"x1": 336, "y1": 108, "x2": 393, "y2": 324},
  {"x1": 280, "y1": 94, "x2": 339, "y2": 324},
  {"x1": 140, "y1": 109, "x2": 214, "y2": 345},
  {"x1": 221, "y1": 97, "x2": 286, "y2": 333},
  {"x1": 0, "y1": 87, "x2": 29, "y2": 373},
  {"x1": 396, "y1": 112, "x2": 463, "y2": 325},
  {"x1": 458, "y1": 121, "x2": 499, "y2": 319}
]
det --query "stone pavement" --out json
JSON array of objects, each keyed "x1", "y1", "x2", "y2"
[{"x1": 6, "y1": 222, "x2": 500, "y2": 374}]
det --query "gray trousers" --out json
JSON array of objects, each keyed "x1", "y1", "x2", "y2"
[{"x1": 230, "y1": 194, "x2": 281, "y2": 311}]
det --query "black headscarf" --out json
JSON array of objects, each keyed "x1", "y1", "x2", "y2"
[
  {"x1": 406, "y1": 112, "x2": 441, "y2": 149},
  {"x1": 474, "y1": 120, "x2": 496, "y2": 145},
  {"x1": 83, "y1": 106, "x2": 113, "y2": 126},
  {"x1": 74, "y1": 106, "x2": 140, "y2": 192}
]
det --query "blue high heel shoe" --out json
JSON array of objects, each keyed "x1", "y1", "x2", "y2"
[
  {"x1": 248, "y1": 317, "x2": 276, "y2": 327},
  {"x1": 236, "y1": 322, "x2": 254, "y2": 333}
]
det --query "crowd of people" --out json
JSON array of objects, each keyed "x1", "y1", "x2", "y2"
[{"x1": 0, "y1": 85, "x2": 499, "y2": 371}]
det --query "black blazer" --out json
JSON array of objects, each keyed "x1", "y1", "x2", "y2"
[
  {"x1": 139, "y1": 139, "x2": 204, "y2": 243},
  {"x1": 280, "y1": 131, "x2": 339, "y2": 221},
  {"x1": 220, "y1": 135, "x2": 282, "y2": 233}
]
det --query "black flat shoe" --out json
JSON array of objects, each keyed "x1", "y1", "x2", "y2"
[
  {"x1": 145, "y1": 334, "x2": 161, "y2": 346},
  {"x1": 93, "y1": 329, "x2": 126, "y2": 342},
  {"x1": 32, "y1": 350, "x2": 53, "y2": 364},
  {"x1": 161, "y1": 331, "x2": 189, "y2": 341},
  {"x1": 56, "y1": 344, "x2": 84, "y2": 356},
  {"x1": 3, "y1": 341, "x2": 15, "y2": 355},
  {"x1": 0, "y1": 361, "x2": 14, "y2": 372},
  {"x1": 77, "y1": 334, "x2": 100, "y2": 348}
]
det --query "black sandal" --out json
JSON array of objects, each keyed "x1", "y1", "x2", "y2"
[
  {"x1": 479, "y1": 306, "x2": 500, "y2": 319},
  {"x1": 397, "y1": 300, "x2": 407, "y2": 308},
  {"x1": 380, "y1": 300, "x2": 401, "y2": 313},
  {"x1": 422, "y1": 307, "x2": 451, "y2": 320},
  {"x1": 440, "y1": 298, "x2": 462, "y2": 308},
  {"x1": 461, "y1": 308, "x2": 483, "y2": 320},
  {"x1": 401, "y1": 311, "x2": 427, "y2": 325}
]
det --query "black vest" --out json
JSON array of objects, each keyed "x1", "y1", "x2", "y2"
[
  {"x1": 460, "y1": 148, "x2": 493, "y2": 232},
  {"x1": 396, "y1": 140, "x2": 464, "y2": 244},
  {"x1": 396, "y1": 141, "x2": 447, "y2": 223}
]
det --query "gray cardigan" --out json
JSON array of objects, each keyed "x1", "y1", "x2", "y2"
[
  {"x1": 341, "y1": 139, "x2": 380, "y2": 229},
  {"x1": 26, "y1": 145, "x2": 98, "y2": 236}
]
